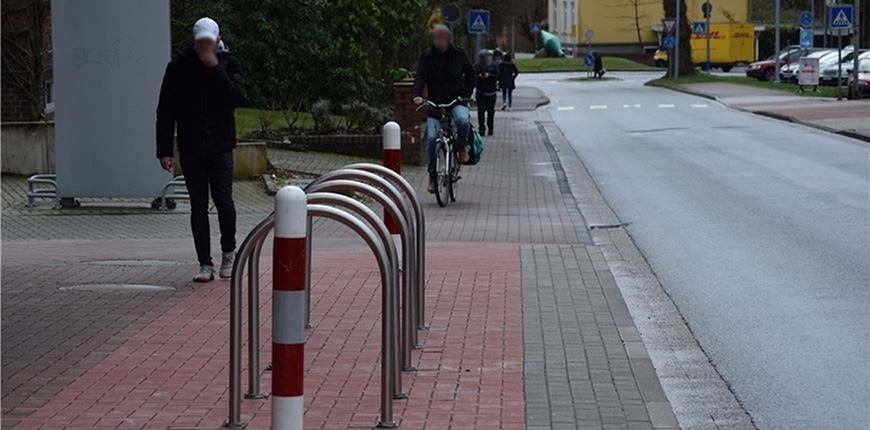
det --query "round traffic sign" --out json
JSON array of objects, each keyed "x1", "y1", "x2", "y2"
[
  {"x1": 584, "y1": 53, "x2": 595, "y2": 67},
  {"x1": 443, "y1": 4, "x2": 461, "y2": 24},
  {"x1": 585, "y1": 29, "x2": 594, "y2": 40},
  {"x1": 799, "y1": 11, "x2": 813, "y2": 27}
]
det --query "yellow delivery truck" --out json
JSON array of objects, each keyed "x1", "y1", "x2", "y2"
[{"x1": 654, "y1": 23, "x2": 755, "y2": 72}]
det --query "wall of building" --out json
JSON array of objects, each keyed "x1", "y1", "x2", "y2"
[
  {"x1": 548, "y1": 0, "x2": 751, "y2": 52},
  {"x1": 1, "y1": 121, "x2": 55, "y2": 175}
]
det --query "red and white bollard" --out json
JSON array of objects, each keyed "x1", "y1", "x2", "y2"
[
  {"x1": 272, "y1": 186, "x2": 307, "y2": 430},
  {"x1": 382, "y1": 122, "x2": 402, "y2": 250}
]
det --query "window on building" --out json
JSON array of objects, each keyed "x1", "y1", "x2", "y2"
[
  {"x1": 552, "y1": 1, "x2": 558, "y2": 32},
  {"x1": 44, "y1": 78, "x2": 54, "y2": 114},
  {"x1": 563, "y1": 1, "x2": 568, "y2": 34},
  {"x1": 571, "y1": 1, "x2": 576, "y2": 30}
]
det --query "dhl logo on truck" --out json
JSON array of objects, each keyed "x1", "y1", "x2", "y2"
[{"x1": 691, "y1": 31, "x2": 753, "y2": 40}]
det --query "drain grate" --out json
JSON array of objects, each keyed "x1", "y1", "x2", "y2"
[
  {"x1": 82, "y1": 259, "x2": 183, "y2": 266},
  {"x1": 59, "y1": 284, "x2": 176, "y2": 292},
  {"x1": 588, "y1": 223, "x2": 628, "y2": 230}
]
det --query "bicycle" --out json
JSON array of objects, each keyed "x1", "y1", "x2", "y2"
[{"x1": 418, "y1": 98, "x2": 470, "y2": 207}]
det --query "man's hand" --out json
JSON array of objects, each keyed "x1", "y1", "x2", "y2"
[
  {"x1": 481, "y1": 72, "x2": 489, "y2": 78},
  {"x1": 197, "y1": 47, "x2": 219, "y2": 68},
  {"x1": 160, "y1": 156, "x2": 174, "y2": 172},
  {"x1": 413, "y1": 97, "x2": 423, "y2": 105}
]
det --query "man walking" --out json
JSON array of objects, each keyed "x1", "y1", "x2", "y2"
[
  {"x1": 474, "y1": 49, "x2": 499, "y2": 136},
  {"x1": 156, "y1": 17, "x2": 245, "y2": 282},
  {"x1": 411, "y1": 25, "x2": 476, "y2": 193}
]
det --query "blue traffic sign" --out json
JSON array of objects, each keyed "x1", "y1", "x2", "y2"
[
  {"x1": 830, "y1": 5, "x2": 852, "y2": 29},
  {"x1": 799, "y1": 29, "x2": 813, "y2": 49},
  {"x1": 693, "y1": 21, "x2": 707, "y2": 35},
  {"x1": 468, "y1": 10, "x2": 490, "y2": 34},
  {"x1": 799, "y1": 11, "x2": 813, "y2": 28},
  {"x1": 663, "y1": 35, "x2": 676, "y2": 50},
  {"x1": 530, "y1": 22, "x2": 542, "y2": 34},
  {"x1": 584, "y1": 53, "x2": 595, "y2": 67}
]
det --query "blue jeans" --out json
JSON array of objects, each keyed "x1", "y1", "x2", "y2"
[
  {"x1": 502, "y1": 87, "x2": 513, "y2": 107},
  {"x1": 426, "y1": 104, "x2": 470, "y2": 176}
]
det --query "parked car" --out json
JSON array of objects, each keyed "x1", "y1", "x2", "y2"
[
  {"x1": 780, "y1": 49, "x2": 841, "y2": 83},
  {"x1": 847, "y1": 59, "x2": 870, "y2": 99},
  {"x1": 820, "y1": 50, "x2": 870, "y2": 85},
  {"x1": 745, "y1": 46, "x2": 819, "y2": 81}
]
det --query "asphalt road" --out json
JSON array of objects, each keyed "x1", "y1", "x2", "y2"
[{"x1": 525, "y1": 72, "x2": 870, "y2": 430}]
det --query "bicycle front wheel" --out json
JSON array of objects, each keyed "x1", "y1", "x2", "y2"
[
  {"x1": 449, "y1": 151, "x2": 460, "y2": 202},
  {"x1": 435, "y1": 141, "x2": 450, "y2": 207}
]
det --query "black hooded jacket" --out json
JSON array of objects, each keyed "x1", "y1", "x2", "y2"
[
  {"x1": 411, "y1": 44, "x2": 476, "y2": 114},
  {"x1": 156, "y1": 43, "x2": 245, "y2": 159}
]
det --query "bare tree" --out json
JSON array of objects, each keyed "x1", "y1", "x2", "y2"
[
  {"x1": 1, "y1": 0, "x2": 50, "y2": 121},
  {"x1": 607, "y1": 0, "x2": 659, "y2": 46},
  {"x1": 663, "y1": 0, "x2": 695, "y2": 76}
]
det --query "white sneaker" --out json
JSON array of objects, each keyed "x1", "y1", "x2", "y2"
[
  {"x1": 219, "y1": 251, "x2": 235, "y2": 279},
  {"x1": 193, "y1": 265, "x2": 215, "y2": 283}
]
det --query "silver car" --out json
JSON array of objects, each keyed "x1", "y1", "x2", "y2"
[{"x1": 820, "y1": 50, "x2": 870, "y2": 85}]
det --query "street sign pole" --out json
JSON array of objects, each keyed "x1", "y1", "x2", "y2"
[
  {"x1": 674, "y1": 0, "x2": 680, "y2": 81},
  {"x1": 853, "y1": 0, "x2": 861, "y2": 98},
  {"x1": 774, "y1": 0, "x2": 781, "y2": 84},
  {"x1": 837, "y1": 28, "x2": 842, "y2": 99},
  {"x1": 706, "y1": 0, "x2": 711, "y2": 73}
]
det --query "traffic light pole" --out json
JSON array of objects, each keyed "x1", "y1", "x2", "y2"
[
  {"x1": 706, "y1": 0, "x2": 712, "y2": 73},
  {"x1": 674, "y1": 0, "x2": 681, "y2": 81},
  {"x1": 774, "y1": 0, "x2": 781, "y2": 84}
]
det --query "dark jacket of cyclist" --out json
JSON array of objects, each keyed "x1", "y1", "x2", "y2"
[
  {"x1": 411, "y1": 44, "x2": 476, "y2": 114},
  {"x1": 412, "y1": 25, "x2": 475, "y2": 193}
]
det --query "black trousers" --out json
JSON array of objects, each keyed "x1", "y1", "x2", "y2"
[
  {"x1": 476, "y1": 93, "x2": 497, "y2": 133},
  {"x1": 181, "y1": 150, "x2": 236, "y2": 267}
]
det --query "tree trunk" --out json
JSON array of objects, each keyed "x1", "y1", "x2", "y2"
[{"x1": 663, "y1": 0, "x2": 695, "y2": 76}]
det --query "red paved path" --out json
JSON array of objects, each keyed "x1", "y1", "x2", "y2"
[{"x1": 12, "y1": 245, "x2": 524, "y2": 430}]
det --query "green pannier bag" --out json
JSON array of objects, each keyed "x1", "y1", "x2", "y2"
[{"x1": 465, "y1": 126, "x2": 484, "y2": 165}]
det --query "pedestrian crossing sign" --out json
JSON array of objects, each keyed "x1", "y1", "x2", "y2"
[
  {"x1": 468, "y1": 10, "x2": 490, "y2": 34},
  {"x1": 693, "y1": 21, "x2": 708, "y2": 35},
  {"x1": 829, "y1": 5, "x2": 852, "y2": 29}
]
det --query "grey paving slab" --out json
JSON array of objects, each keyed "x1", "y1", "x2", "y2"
[{"x1": 522, "y1": 244, "x2": 679, "y2": 430}]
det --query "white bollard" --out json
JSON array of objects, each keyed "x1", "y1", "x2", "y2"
[
  {"x1": 382, "y1": 122, "x2": 402, "y2": 256},
  {"x1": 272, "y1": 186, "x2": 308, "y2": 430}
]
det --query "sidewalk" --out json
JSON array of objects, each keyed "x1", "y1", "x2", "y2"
[
  {"x1": 668, "y1": 82, "x2": 870, "y2": 142},
  {"x1": 2, "y1": 92, "x2": 678, "y2": 429}
]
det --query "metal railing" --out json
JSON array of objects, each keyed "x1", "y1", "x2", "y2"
[
  {"x1": 25, "y1": 174, "x2": 61, "y2": 209},
  {"x1": 224, "y1": 123, "x2": 428, "y2": 429}
]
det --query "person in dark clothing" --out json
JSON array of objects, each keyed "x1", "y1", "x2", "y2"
[
  {"x1": 592, "y1": 51, "x2": 605, "y2": 78},
  {"x1": 156, "y1": 17, "x2": 245, "y2": 282},
  {"x1": 498, "y1": 53, "x2": 519, "y2": 111},
  {"x1": 411, "y1": 25, "x2": 476, "y2": 193},
  {"x1": 474, "y1": 49, "x2": 499, "y2": 136}
]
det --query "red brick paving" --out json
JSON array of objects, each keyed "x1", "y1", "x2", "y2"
[{"x1": 10, "y1": 245, "x2": 523, "y2": 429}]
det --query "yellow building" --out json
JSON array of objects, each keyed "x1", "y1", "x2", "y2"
[{"x1": 548, "y1": 0, "x2": 750, "y2": 54}]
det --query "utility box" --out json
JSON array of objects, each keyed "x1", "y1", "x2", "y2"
[{"x1": 691, "y1": 23, "x2": 755, "y2": 71}]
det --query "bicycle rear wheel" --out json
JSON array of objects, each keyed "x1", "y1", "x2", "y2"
[{"x1": 435, "y1": 141, "x2": 450, "y2": 207}]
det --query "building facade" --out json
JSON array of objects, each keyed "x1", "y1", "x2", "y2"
[{"x1": 548, "y1": 0, "x2": 750, "y2": 54}]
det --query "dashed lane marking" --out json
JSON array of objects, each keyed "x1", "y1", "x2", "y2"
[
  {"x1": 658, "y1": 104, "x2": 675, "y2": 108},
  {"x1": 623, "y1": 104, "x2": 642, "y2": 108},
  {"x1": 691, "y1": 104, "x2": 709, "y2": 108},
  {"x1": 590, "y1": 105, "x2": 608, "y2": 110},
  {"x1": 557, "y1": 106, "x2": 576, "y2": 111}
]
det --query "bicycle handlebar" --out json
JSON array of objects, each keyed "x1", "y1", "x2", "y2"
[{"x1": 415, "y1": 98, "x2": 473, "y2": 111}]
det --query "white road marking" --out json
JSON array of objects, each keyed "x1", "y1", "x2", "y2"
[
  {"x1": 623, "y1": 104, "x2": 642, "y2": 108},
  {"x1": 658, "y1": 104, "x2": 675, "y2": 108},
  {"x1": 557, "y1": 106, "x2": 576, "y2": 111},
  {"x1": 590, "y1": 105, "x2": 608, "y2": 110},
  {"x1": 691, "y1": 104, "x2": 709, "y2": 108}
]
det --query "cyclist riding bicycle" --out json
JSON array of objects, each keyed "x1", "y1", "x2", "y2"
[{"x1": 411, "y1": 24, "x2": 476, "y2": 194}]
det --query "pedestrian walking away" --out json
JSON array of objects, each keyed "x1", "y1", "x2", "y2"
[
  {"x1": 155, "y1": 17, "x2": 246, "y2": 282},
  {"x1": 474, "y1": 49, "x2": 499, "y2": 136},
  {"x1": 499, "y1": 53, "x2": 519, "y2": 111},
  {"x1": 411, "y1": 24, "x2": 476, "y2": 194},
  {"x1": 593, "y1": 51, "x2": 606, "y2": 79}
]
